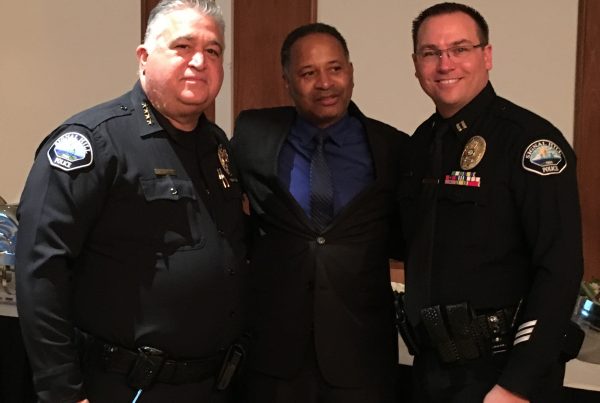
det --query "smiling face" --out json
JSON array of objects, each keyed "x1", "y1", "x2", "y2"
[
  {"x1": 284, "y1": 33, "x2": 354, "y2": 128},
  {"x1": 137, "y1": 8, "x2": 224, "y2": 129},
  {"x1": 413, "y1": 11, "x2": 492, "y2": 118}
]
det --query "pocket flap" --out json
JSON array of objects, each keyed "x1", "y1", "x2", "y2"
[{"x1": 140, "y1": 177, "x2": 197, "y2": 201}]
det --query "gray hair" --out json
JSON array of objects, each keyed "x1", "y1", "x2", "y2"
[{"x1": 143, "y1": 0, "x2": 225, "y2": 50}]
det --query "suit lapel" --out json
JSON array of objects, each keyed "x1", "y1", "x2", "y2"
[{"x1": 262, "y1": 109, "x2": 317, "y2": 229}]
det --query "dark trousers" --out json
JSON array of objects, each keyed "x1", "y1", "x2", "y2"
[
  {"x1": 0, "y1": 317, "x2": 36, "y2": 403},
  {"x1": 241, "y1": 343, "x2": 397, "y2": 403},
  {"x1": 411, "y1": 349, "x2": 566, "y2": 403}
]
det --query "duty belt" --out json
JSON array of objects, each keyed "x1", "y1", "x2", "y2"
[
  {"x1": 85, "y1": 338, "x2": 224, "y2": 386},
  {"x1": 418, "y1": 301, "x2": 521, "y2": 364}
]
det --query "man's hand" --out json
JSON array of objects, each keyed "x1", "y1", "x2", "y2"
[{"x1": 484, "y1": 384, "x2": 529, "y2": 403}]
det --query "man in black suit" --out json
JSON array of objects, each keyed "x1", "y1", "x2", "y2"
[{"x1": 232, "y1": 23, "x2": 409, "y2": 403}]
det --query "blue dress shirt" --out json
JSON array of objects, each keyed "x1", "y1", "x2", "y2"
[{"x1": 278, "y1": 113, "x2": 374, "y2": 220}]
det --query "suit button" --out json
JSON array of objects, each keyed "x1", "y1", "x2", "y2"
[
  {"x1": 228, "y1": 267, "x2": 236, "y2": 276},
  {"x1": 170, "y1": 187, "x2": 178, "y2": 196},
  {"x1": 316, "y1": 236, "x2": 326, "y2": 245}
]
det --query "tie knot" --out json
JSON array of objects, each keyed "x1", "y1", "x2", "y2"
[{"x1": 314, "y1": 130, "x2": 329, "y2": 148}]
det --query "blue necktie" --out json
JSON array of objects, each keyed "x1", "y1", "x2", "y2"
[{"x1": 310, "y1": 131, "x2": 334, "y2": 230}]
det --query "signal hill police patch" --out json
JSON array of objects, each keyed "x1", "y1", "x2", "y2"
[
  {"x1": 522, "y1": 139, "x2": 566, "y2": 176},
  {"x1": 47, "y1": 132, "x2": 93, "y2": 172}
]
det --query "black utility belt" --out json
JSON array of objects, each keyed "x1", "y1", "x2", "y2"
[
  {"x1": 418, "y1": 301, "x2": 520, "y2": 364},
  {"x1": 84, "y1": 337, "x2": 245, "y2": 391}
]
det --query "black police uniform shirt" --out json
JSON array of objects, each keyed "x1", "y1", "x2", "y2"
[
  {"x1": 15, "y1": 81, "x2": 248, "y2": 402},
  {"x1": 400, "y1": 82, "x2": 583, "y2": 398}
]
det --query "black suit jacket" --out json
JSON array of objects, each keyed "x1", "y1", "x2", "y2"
[{"x1": 232, "y1": 102, "x2": 409, "y2": 387}]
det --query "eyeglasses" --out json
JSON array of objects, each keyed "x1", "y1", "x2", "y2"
[{"x1": 414, "y1": 43, "x2": 486, "y2": 63}]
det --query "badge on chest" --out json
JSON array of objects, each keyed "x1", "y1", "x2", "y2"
[
  {"x1": 460, "y1": 135, "x2": 486, "y2": 170},
  {"x1": 217, "y1": 144, "x2": 238, "y2": 189}
]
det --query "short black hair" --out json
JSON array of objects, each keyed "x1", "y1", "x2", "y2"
[
  {"x1": 280, "y1": 22, "x2": 349, "y2": 73},
  {"x1": 412, "y1": 2, "x2": 489, "y2": 52}
]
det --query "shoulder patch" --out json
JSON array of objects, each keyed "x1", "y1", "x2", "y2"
[
  {"x1": 47, "y1": 132, "x2": 93, "y2": 172},
  {"x1": 522, "y1": 139, "x2": 566, "y2": 176}
]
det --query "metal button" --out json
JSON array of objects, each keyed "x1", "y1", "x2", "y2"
[
  {"x1": 170, "y1": 187, "x2": 178, "y2": 196},
  {"x1": 120, "y1": 105, "x2": 128, "y2": 111},
  {"x1": 316, "y1": 237, "x2": 326, "y2": 245}
]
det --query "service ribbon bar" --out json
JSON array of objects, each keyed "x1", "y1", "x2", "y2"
[{"x1": 444, "y1": 171, "x2": 481, "y2": 187}]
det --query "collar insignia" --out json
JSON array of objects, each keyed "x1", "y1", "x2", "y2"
[
  {"x1": 141, "y1": 102, "x2": 153, "y2": 126},
  {"x1": 456, "y1": 120, "x2": 468, "y2": 132}
]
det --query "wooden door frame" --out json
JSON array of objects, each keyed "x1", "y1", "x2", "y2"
[
  {"x1": 233, "y1": 0, "x2": 317, "y2": 117},
  {"x1": 574, "y1": 0, "x2": 600, "y2": 281}
]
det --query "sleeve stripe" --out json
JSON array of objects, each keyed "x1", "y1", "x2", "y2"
[
  {"x1": 514, "y1": 334, "x2": 532, "y2": 345},
  {"x1": 515, "y1": 327, "x2": 534, "y2": 339},
  {"x1": 517, "y1": 319, "x2": 537, "y2": 331}
]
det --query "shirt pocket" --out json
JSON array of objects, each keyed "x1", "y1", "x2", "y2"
[
  {"x1": 437, "y1": 184, "x2": 488, "y2": 206},
  {"x1": 138, "y1": 177, "x2": 203, "y2": 250},
  {"x1": 437, "y1": 184, "x2": 490, "y2": 247}
]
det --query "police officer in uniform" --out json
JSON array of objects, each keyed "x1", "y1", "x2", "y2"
[
  {"x1": 399, "y1": 3, "x2": 583, "y2": 402},
  {"x1": 16, "y1": 1, "x2": 248, "y2": 402}
]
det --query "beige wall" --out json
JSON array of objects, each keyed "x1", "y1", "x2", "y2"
[
  {"x1": 1, "y1": 1, "x2": 140, "y2": 203},
  {"x1": 319, "y1": 0, "x2": 578, "y2": 140},
  {"x1": 1, "y1": 0, "x2": 577, "y2": 204}
]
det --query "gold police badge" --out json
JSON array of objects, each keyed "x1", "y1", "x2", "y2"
[
  {"x1": 217, "y1": 144, "x2": 237, "y2": 188},
  {"x1": 217, "y1": 144, "x2": 231, "y2": 177},
  {"x1": 460, "y1": 135, "x2": 486, "y2": 170}
]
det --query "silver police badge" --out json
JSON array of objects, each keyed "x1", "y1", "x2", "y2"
[
  {"x1": 522, "y1": 139, "x2": 566, "y2": 176},
  {"x1": 47, "y1": 132, "x2": 93, "y2": 172},
  {"x1": 460, "y1": 135, "x2": 486, "y2": 170}
]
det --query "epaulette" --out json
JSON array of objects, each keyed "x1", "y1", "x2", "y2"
[
  {"x1": 493, "y1": 97, "x2": 570, "y2": 176},
  {"x1": 492, "y1": 97, "x2": 554, "y2": 134},
  {"x1": 63, "y1": 95, "x2": 132, "y2": 131}
]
